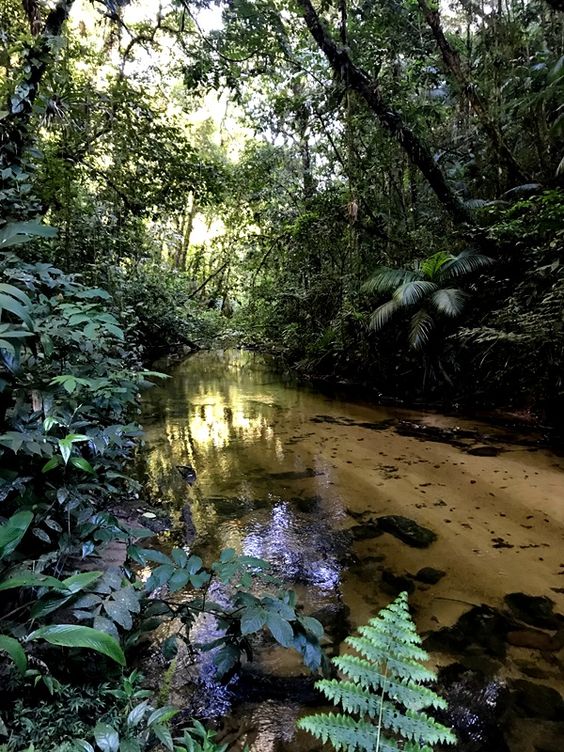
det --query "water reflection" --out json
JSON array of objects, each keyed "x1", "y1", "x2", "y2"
[{"x1": 241, "y1": 502, "x2": 342, "y2": 592}]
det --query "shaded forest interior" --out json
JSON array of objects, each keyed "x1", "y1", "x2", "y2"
[{"x1": 0, "y1": 1, "x2": 564, "y2": 751}]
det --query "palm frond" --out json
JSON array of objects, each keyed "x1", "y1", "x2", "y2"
[
  {"x1": 362, "y1": 267, "x2": 421, "y2": 295},
  {"x1": 419, "y1": 252, "x2": 451, "y2": 280},
  {"x1": 409, "y1": 309, "x2": 435, "y2": 350},
  {"x1": 439, "y1": 249, "x2": 493, "y2": 280},
  {"x1": 430, "y1": 288, "x2": 467, "y2": 317},
  {"x1": 369, "y1": 298, "x2": 401, "y2": 331},
  {"x1": 393, "y1": 280, "x2": 438, "y2": 306}
]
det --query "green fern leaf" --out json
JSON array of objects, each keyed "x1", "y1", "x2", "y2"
[
  {"x1": 299, "y1": 592, "x2": 456, "y2": 752},
  {"x1": 297, "y1": 712, "x2": 400, "y2": 752}
]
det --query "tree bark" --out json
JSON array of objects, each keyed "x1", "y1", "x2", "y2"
[
  {"x1": 416, "y1": 0, "x2": 528, "y2": 185},
  {"x1": 295, "y1": 0, "x2": 474, "y2": 226},
  {"x1": 0, "y1": 0, "x2": 75, "y2": 170}
]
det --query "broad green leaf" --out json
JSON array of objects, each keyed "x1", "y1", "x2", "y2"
[
  {"x1": 299, "y1": 616, "x2": 324, "y2": 639},
  {"x1": 61, "y1": 571, "x2": 103, "y2": 593},
  {"x1": 266, "y1": 612, "x2": 294, "y2": 648},
  {"x1": 42, "y1": 456, "x2": 62, "y2": 473},
  {"x1": 189, "y1": 571, "x2": 210, "y2": 588},
  {"x1": 27, "y1": 624, "x2": 126, "y2": 665},
  {"x1": 171, "y1": 547, "x2": 188, "y2": 567},
  {"x1": 93, "y1": 723, "x2": 119, "y2": 752},
  {"x1": 127, "y1": 699, "x2": 150, "y2": 727},
  {"x1": 70, "y1": 456, "x2": 95, "y2": 474},
  {"x1": 73, "y1": 741, "x2": 95, "y2": 752},
  {"x1": 104, "y1": 599, "x2": 133, "y2": 630},
  {"x1": 0, "y1": 292, "x2": 33, "y2": 328},
  {"x1": 240, "y1": 607, "x2": 267, "y2": 635},
  {"x1": 58, "y1": 438, "x2": 72, "y2": 465},
  {"x1": 152, "y1": 724, "x2": 174, "y2": 751},
  {"x1": 147, "y1": 706, "x2": 178, "y2": 727},
  {"x1": 31, "y1": 592, "x2": 74, "y2": 619},
  {"x1": 168, "y1": 569, "x2": 191, "y2": 592},
  {"x1": 139, "y1": 548, "x2": 172, "y2": 565},
  {"x1": 0, "y1": 634, "x2": 27, "y2": 673},
  {"x1": 0, "y1": 570, "x2": 63, "y2": 591},
  {"x1": 0, "y1": 510, "x2": 33, "y2": 558},
  {"x1": 120, "y1": 740, "x2": 142, "y2": 752}
]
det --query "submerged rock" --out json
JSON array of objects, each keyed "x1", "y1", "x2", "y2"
[
  {"x1": 414, "y1": 566, "x2": 446, "y2": 584},
  {"x1": 467, "y1": 445, "x2": 500, "y2": 457},
  {"x1": 510, "y1": 679, "x2": 564, "y2": 721},
  {"x1": 310, "y1": 601, "x2": 352, "y2": 648},
  {"x1": 349, "y1": 522, "x2": 382, "y2": 541},
  {"x1": 504, "y1": 592, "x2": 564, "y2": 630},
  {"x1": 381, "y1": 569, "x2": 415, "y2": 595},
  {"x1": 377, "y1": 515, "x2": 437, "y2": 548},
  {"x1": 182, "y1": 504, "x2": 196, "y2": 543},
  {"x1": 424, "y1": 605, "x2": 517, "y2": 659},
  {"x1": 436, "y1": 664, "x2": 511, "y2": 752},
  {"x1": 176, "y1": 465, "x2": 197, "y2": 484},
  {"x1": 234, "y1": 667, "x2": 321, "y2": 706},
  {"x1": 395, "y1": 420, "x2": 472, "y2": 446}
]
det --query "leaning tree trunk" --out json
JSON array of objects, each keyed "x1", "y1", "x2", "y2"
[
  {"x1": 295, "y1": 0, "x2": 474, "y2": 226},
  {"x1": 416, "y1": 0, "x2": 528, "y2": 186},
  {"x1": 0, "y1": 0, "x2": 75, "y2": 171}
]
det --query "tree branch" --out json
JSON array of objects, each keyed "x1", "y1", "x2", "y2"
[
  {"x1": 295, "y1": 0, "x2": 474, "y2": 226},
  {"x1": 1, "y1": 0, "x2": 75, "y2": 169},
  {"x1": 416, "y1": 0, "x2": 528, "y2": 185}
]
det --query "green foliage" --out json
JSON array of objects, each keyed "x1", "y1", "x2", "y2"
[
  {"x1": 128, "y1": 545, "x2": 325, "y2": 677},
  {"x1": 111, "y1": 261, "x2": 223, "y2": 357},
  {"x1": 363, "y1": 250, "x2": 493, "y2": 350},
  {"x1": 298, "y1": 592, "x2": 456, "y2": 752}
]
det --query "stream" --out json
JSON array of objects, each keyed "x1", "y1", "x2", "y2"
[{"x1": 138, "y1": 349, "x2": 564, "y2": 752}]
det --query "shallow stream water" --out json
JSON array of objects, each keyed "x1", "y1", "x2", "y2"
[{"x1": 139, "y1": 349, "x2": 564, "y2": 752}]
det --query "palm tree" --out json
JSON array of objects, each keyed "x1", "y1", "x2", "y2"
[{"x1": 363, "y1": 249, "x2": 493, "y2": 349}]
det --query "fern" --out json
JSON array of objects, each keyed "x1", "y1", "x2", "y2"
[{"x1": 297, "y1": 592, "x2": 456, "y2": 752}]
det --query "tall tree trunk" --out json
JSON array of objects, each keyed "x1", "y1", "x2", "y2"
[
  {"x1": 295, "y1": 0, "x2": 474, "y2": 226},
  {"x1": 175, "y1": 194, "x2": 197, "y2": 270},
  {"x1": 416, "y1": 0, "x2": 528, "y2": 185},
  {"x1": 0, "y1": 0, "x2": 75, "y2": 170}
]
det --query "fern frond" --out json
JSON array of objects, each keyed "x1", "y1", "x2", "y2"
[
  {"x1": 419, "y1": 251, "x2": 451, "y2": 280},
  {"x1": 392, "y1": 280, "x2": 438, "y2": 306},
  {"x1": 409, "y1": 309, "x2": 435, "y2": 349},
  {"x1": 297, "y1": 712, "x2": 399, "y2": 752},
  {"x1": 363, "y1": 593, "x2": 424, "y2": 647},
  {"x1": 346, "y1": 636, "x2": 435, "y2": 683},
  {"x1": 430, "y1": 288, "x2": 467, "y2": 317},
  {"x1": 332, "y1": 654, "x2": 445, "y2": 711},
  {"x1": 298, "y1": 593, "x2": 456, "y2": 752},
  {"x1": 391, "y1": 708, "x2": 458, "y2": 744},
  {"x1": 438, "y1": 249, "x2": 493, "y2": 280},
  {"x1": 315, "y1": 679, "x2": 382, "y2": 718},
  {"x1": 369, "y1": 298, "x2": 401, "y2": 331},
  {"x1": 351, "y1": 626, "x2": 427, "y2": 660}
]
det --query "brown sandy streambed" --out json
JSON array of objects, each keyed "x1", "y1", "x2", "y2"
[{"x1": 139, "y1": 349, "x2": 564, "y2": 752}]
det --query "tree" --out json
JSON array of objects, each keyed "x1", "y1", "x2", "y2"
[{"x1": 294, "y1": 0, "x2": 474, "y2": 225}]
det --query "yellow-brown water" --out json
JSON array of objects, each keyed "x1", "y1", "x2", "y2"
[{"x1": 140, "y1": 349, "x2": 564, "y2": 751}]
